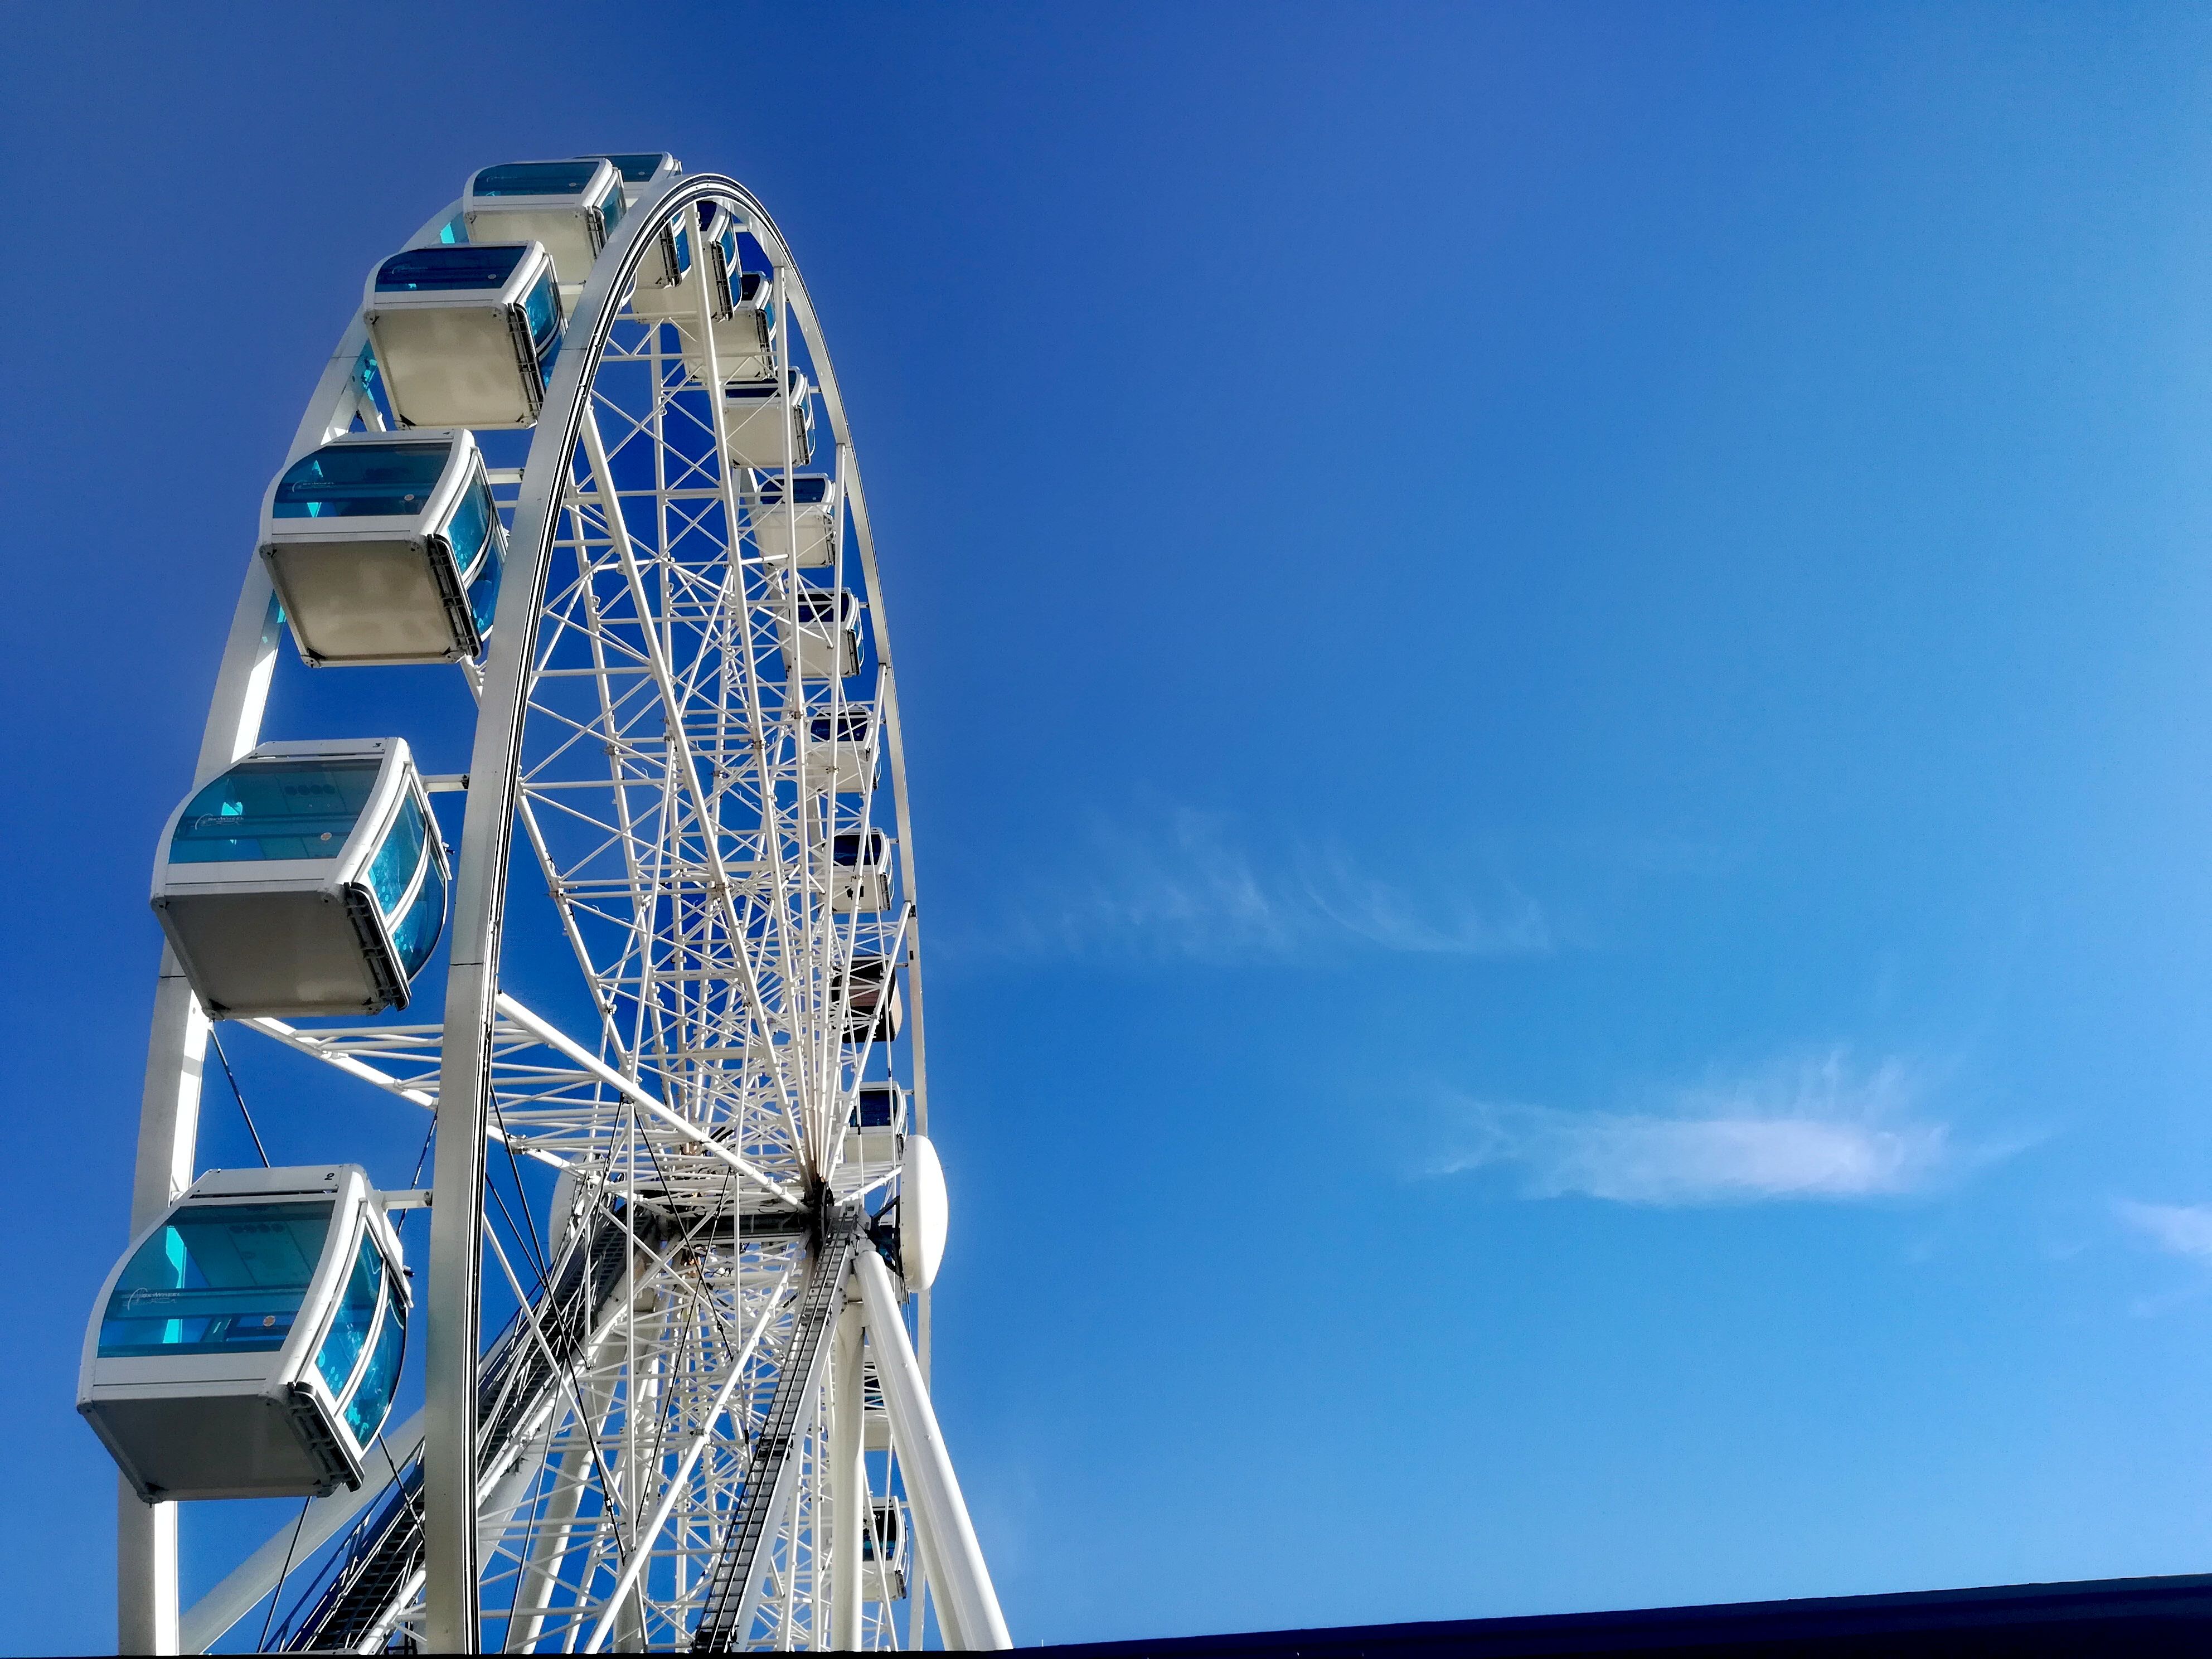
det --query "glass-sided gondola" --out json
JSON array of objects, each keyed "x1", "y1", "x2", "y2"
[
  {"x1": 808, "y1": 708, "x2": 878, "y2": 795},
  {"x1": 260, "y1": 431, "x2": 505, "y2": 664},
  {"x1": 363, "y1": 241, "x2": 564, "y2": 429},
  {"x1": 845, "y1": 1080, "x2": 908, "y2": 1167},
  {"x1": 151, "y1": 738, "x2": 448, "y2": 1018},
  {"x1": 79, "y1": 1164, "x2": 410, "y2": 1501},
  {"x1": 681, "y1": 260, "x2": 778, "y2": 383},
  {"x1": 863, "y1": 1500, "x2": 911, "y2": 1603},
  {"x1": 577, "y1": 151, "x2": 682, "y2": 210},
  {"x1": 749, "y1": 469, "x2": 839, "y2": 568},
  {"x1": 776, "y1": 584, "x2": 862, "y2": 680},
  {"x1": 830, "y1": 827, "x2": 891, "y2": 913},
  {"x1": 836, "y1": 955, "x2": 904, "y2": 1046},
  {"x1": 724, "y1": 366, "x2": 815, "y2": 468},
  {"x1": 462, "y1": 157, "x2": 625, "y2": 287}
]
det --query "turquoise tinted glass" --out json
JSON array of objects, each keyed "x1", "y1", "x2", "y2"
[
  {"x1": 467, "y1": 531, "x2": 503, "y2": 640},
  {"x1": 169, "y1": 760, "x2": 380, "y2": 864},
  {"x1": 375, "y1": 245, "x2": 525, "y2": 292},
  {"x1": 523, "y1": 271, "x2": 559, "y2": 347},
  {"x1": 99, "y1": 1201, "x2": 333, "y2": 1358},
  {"x1": 313, "y1": 1233, "x2": 382, "y2": 1396},
  {"x1": 538, "y1": 329, "x2": 562, "y2": 388},
  {"x1": 271, "y1": 444, "x2": 450, "y2": 520},
  {"x1": 391, "y1": 851, "x2": 447, "y2": 979},
  {"x1": 366, "y1": 795, "x2": 427, "y2": 917},
  {"x1": 524, "y1": 278, "x2": 559, "y2": 347},
  {"x1": 598, "y1": 185, "x2": 625, "y2": 238},
  {"x1": 474, "y1": 161, "x2": 600, "y2": 197},
  {"x1": 445, "y1": 481, "x2": 493, "y2": 580},
  {"x1": 342, "y1": 1299, "x2": 405, "y2": 1445}
]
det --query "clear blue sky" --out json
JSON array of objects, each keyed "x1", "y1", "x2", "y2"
[{"x1": 7, "y1": 2, "x2": 2212, "y2": 1650}]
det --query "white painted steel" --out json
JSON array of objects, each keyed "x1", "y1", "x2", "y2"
[
  {"x1": 829, "y1": 1305, "x2": 866, "y2": 1649},
  {"x1": 120, "y1": 168, "x2": 982, "y2": 1653},
  {"x1": 853, "y1": 1250, "x2": 1010, "y2": 1650}
]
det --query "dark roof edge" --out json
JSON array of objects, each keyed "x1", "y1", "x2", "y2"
[{"x1": 1031, "y1": 1571, "x2": 2212, "y2": 1656}]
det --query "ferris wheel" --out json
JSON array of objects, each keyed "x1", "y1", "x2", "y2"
[{"x1": 84, "y1": 156, "x2": 1009, "y2": 1653}]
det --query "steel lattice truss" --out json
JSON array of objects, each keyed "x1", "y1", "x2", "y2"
[{"x1": 240, "y1": 198, "x2": 926, "y2": 1652}]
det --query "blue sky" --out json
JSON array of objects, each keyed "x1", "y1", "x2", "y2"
[{"x1": 8, "y1": 1, "x2": 2212, "y2": 1650}]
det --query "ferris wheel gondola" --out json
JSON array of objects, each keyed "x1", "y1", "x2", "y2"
[{"x1": 107, "y1": 158, "x2": 1008, "y2": 1653}]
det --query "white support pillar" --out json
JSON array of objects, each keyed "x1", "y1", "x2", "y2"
[
  {"x1": 829, "y1": 1302, "x2": 865, "y2": 1650},
  {"x1": 118, "y1": 963, "x2": 210, "y2": 1655},
  {"x1": 116, "y1": 290, "x2": 388, "y2": 1653},
  {"x1": 852, "y1": 1250, "x2": 1009, "y2": 1650}
]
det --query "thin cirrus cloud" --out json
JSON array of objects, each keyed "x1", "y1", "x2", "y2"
[
  {"x1": 1431, "y1": 1051, "x2": 1970, "y2": 1205},
  {"x1": 2115, "y1": 1200, "x2": 2212, "y2": 1260},
  {"x1": 967, "y1": 808, "x2": 1550, "y2": 964}
]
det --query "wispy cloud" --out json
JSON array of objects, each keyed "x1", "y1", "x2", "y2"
[
  {"x1": 2117, "y1": 1201, "x2": 2212, "y2": 1260},
  {"x1": 966, "y1": 808, "x2": 1550, "y2": 966},
  {"x1": 1433, "y1": 1051, "x2": 1968, "y2": 1205},
  {"x1": 1301, "y1": 847, "x2": 1550, "y2": 955}
]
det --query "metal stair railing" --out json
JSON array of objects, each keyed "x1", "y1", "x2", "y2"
[
  {"x1": 276, "y1": 1216, "x2": 643, "y2": 1651},
  {"x1": 689, "y1": 1213, "x2": 860, "y2": 1652}
]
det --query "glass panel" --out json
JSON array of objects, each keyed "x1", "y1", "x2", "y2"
[
  {"x1": 832, "y1": 831, "x2": 882, "y2": 866},
  {"x1": 811, "y1": 714, "x2": 869, "y2": 743},
  {"x1": 794, "y1": 591, "x2": 851, "y2": 625},
  {"x1": 445, "y1": 481, "x2": 493, "y2": 581},
  {"x1": 313, "y1": 1233, "x2": 382, "y2": 1396},
  {"x1": 341, "y1": 1298, "x2": 405, "y2": 1445},
  {"x1": 856, "y1": 1088, "x2": 897, "y2": 1129},
  {"x1": 357, "y1": 343, "x2": 395, "y2": 430},
  {"x1": 593, "y1": 153, "x2": 670, "y2": 183},
  {"x1": 390, "y1": 847, "x2": 447, "y2": 979},
  {"x1": 758, "y1": 474, "x2": 829, "y2": 505},
  {"x1": 523, "y1": 272, "x2": 560, "y2": 347},
  {"x1": 668, "y1": 225, "x2": 692, "y2": 276},
  {"x1": 271, "y1": 443, "x2": 450, "y2": 520},
  {"x1": 98, "y1": 1201, "x2": 334, "y2": 1357},
  {"x1": 864, "y1": 1505, "x2": 901, "y2": 1558},
  {"x1": 170, "y1": 760, "x2": 380, "y2": 864},
  {"x1": 366, "y1": 795, "x2": 427, "y2": 917},
  {"x1": 375, "y1": 245, "x2": 526, "y2": 292},
  {"x1": 473, "y1": 161, "x2": 602, "y2": 197},
  {"x1": 467, "y1": 525, "x2": 504, "y2": 641},
  {"x1": 537, "y1": 327, "x2": 563, "y2": 389},
  {"x1": 598, "y1": 183, "x2": 625, "y2": 239},
  {"x1": 842, "y1": 959, "x2": 895, "y2": 1013}
]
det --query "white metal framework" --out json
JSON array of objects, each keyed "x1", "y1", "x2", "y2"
[{"x1": 117, "y1": 164, "x2": 1008, "y2": 1653}]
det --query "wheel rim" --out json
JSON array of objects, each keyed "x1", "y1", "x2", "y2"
[{"x1": 123, "y1": 167, "x2": 994, "y2": 1655}]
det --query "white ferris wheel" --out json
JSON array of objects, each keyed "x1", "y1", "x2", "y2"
[{"x1": 84, "y1": 155, "x2": 1009, "y2": 1654}]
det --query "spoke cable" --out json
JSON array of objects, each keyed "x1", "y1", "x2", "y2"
[
  {"x1": 207, "y1": 1026, "x2": 271, "y2": 1167},
  {"x1": 256, "y1": 1495, "x2": 313, "y2": 1652}
]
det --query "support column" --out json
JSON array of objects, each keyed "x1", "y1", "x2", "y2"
[
  {"x1": 828, "y1": 1302, "x2": 865, "y2": 1649},
  {"x1": 852, "y1": 1250, "x2": 1010, "y2": 1650},
  {"x1": 118, "y1": 965, "x2": 208, "y2": 1655},
  {"x1": 118, "y1": 560, "x2": 282, "y2": 1656}
]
